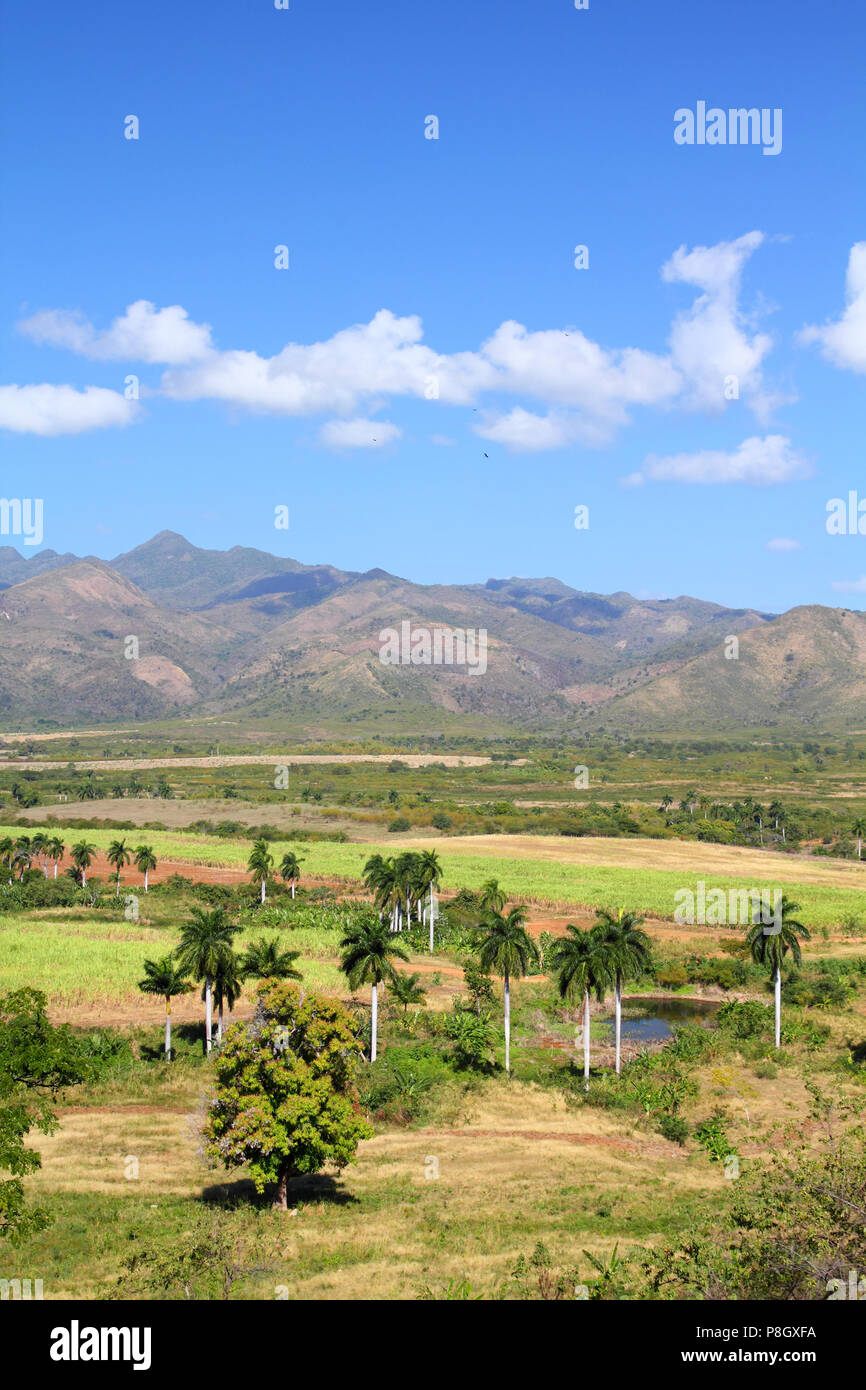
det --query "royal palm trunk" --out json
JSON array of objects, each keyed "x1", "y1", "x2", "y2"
[
  {"x1": 370, "y1": 981, "x2": 378, "y2": 1062},
  {"x1": 615, "y1": 972, "x2": 622, "y2": 1075},
  {"x1": 504, "y1": 969, "x2": 511, "y2": 1074},
  {"x1": 164, "y1": 997, "x2": 172, "y2": 1060},
  {"x1": 583, "y1": 988, "x2": 590, "y2": 1089},
  {"x1": 774, "y1": 964, "x2": 781, "y2": 1049},
  {"x1": 205, "y1": 976, "x2": 213, "y2": 1054}
]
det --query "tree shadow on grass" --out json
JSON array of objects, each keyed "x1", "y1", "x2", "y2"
[
  {"x1": 138, "y1": 1021, "x2": 207, "y2": 1062},
  {"x1": 201, "y1": 1173, "x2": 359, "y2": 1211}
]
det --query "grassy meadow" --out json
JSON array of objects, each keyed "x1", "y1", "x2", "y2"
[{"x1": 1, "y1": 738, "x2": 865, "y2": 1302}]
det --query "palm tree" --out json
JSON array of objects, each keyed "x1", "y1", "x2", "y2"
[
  {"x1": 419, "y1": 849, "x2": 442, "y2": 951},
  {"x1": 746, "y1": 896, "x2": 810, "y2": 1049},
  {"x1": 395, "y1": 852, "x2": 418, "y2": 927},
  {"x1": 13, "y1": 836, "x2": 32, "y2": 881},
  {"x1": 339, "y1": 915, "x2": 409, "y2": 1061},
  {"x1": 0, "y1": 836, "x2": 15, "y2": 885},
  {"x1": 212, "y1": 952, "x2": 242, "y2": 1041},
  {"x1": 30, "y1": 832, "x2": 50, "y2": 878},
  {"x1": 592, "y1": 907, "x2": 653, "y2": 1075},
  {"x1": 70, "y1": 840, "x2": 96, "y2": 888},
  {"x1": 137, "y1": 956, "x2": 192, "y2": 1060},
  {"x1": 853, "y1": 818, "x2": 866, "y2": 860},
  {"x1": 479, "y1": 878, "x2": 507, "y2": 914},
  {"x1": 47, "y1": 836, "x2": 65, "y2": 878},
  {"x1": 362, "y1": 853, "x2": 388, "y2": 918},
  {"x1": 247, "y1": 838, "x2": 274, "y2": 904},
  {"x1": 390, "y1": 970, "x2": 428, "y2": 1016},
  {"x1": 106, "y1": 838, "x2": 132, "y2": 896},
  {"x1": 133, "y1": 844, "x2": 157, "y2": 892},
  {"x1": 363, "y1": 853, "x2": 400, "y2": 930},
  {"x1": 475, "y1": 906, "x2": 539, "y2": 1075},
  {"x1": 175, "y1": 908, "x2": 241, "y2": 1054},
  {"x1": 239, "y1": 936, "x2": 302, "y2": 981},
  {"x1": 278, "y1": 850, "x2": 304, "y2": 900},
  {"x1": 550, "y1": 925, "x2": 612, "y2": 1090}
]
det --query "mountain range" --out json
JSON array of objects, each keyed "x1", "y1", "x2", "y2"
[{"x1": 0, "y1": 531, "x2": 859, "y2": 733}]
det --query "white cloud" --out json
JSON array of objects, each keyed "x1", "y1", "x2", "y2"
[
  {"x1": 765, "y1": 537, "x2": 802, "y2": 552},
  {"x1": 430, "y1": 434, "x2": 456, "y2": 446},
  {"x1": 18, "y1": 300, "x2": 213, "y2": 365},
  {"x1": 634, "y1": 435, "x2": 810, "y2": 486},
  {"x1": 0, "y1": 384, "x2": 139, "y2": 436},
  {"x1": 474, "y1": 408, "x2": 573, "y2": 452},
  {"x1": 478, "y1": 322, "x2": 679, "y2": 426},
  {"x1": 319, "y1": 417, "x2": 401, "y2": 449},
  {"x1": 12, "y1": 234, "x2": 791, "y2": 451},
  {"x1": 662, "y1": 231, "x2": 775, "y2": 415},
  {"x1": 800, "y1": 243, "x2": 866, "y2": 374},
  {"x1": 831, "y1": 575, "x2": 866, "y2": 594}
]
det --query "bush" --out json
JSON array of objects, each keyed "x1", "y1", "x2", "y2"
[
  {"x1": 431, "y1": 813, "x2": 452, "y2": 831},
  {"x1": 658, "y1": 1114, "x2": 689, "y2": 1145},
  {"x1": 716, "y1": 999, "x2": 773, "y2": 1039},
  {"x1": 387, "y1": 817, "x2": 411, "y2": 833},
  {"x1": 694, "y1": 1112, "x2": 738, "y2": 1164},
  {"x1": 656, "y1": 965, "x2": 688, "y2": 989}
]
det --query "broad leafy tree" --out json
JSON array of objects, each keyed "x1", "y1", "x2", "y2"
[
  {"x1": 0, "y1": 988, "x2": 90, "y2": 1243},
  {"x1": 203, "y1": 981, "x2": 372, "y2": 1209}
]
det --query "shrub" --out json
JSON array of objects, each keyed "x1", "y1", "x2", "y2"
[
  {"x1": 694, "y1": 1112, "x2": 738, "y2": 1164},
  {"x1": 658, "y1": 1114, "x2": 689, "y2": 1145},
  {"x1": 656, "y1": 965, "x2": 688, "y2": 989},
  {"x1": 387, "y1": 816, "x2": 411, "y2": 833}
]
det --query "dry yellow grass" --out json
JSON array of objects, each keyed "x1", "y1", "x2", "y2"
[
  {"x1": 402, "y1": 831, "x2": 866, "y2": 890},
  {"x1": 26, "y1": 1080, "x2": 748, "y2": 1300}
]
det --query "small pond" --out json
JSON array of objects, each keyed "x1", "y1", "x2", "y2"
[{"x1": 602, "y1": 996, "x2": 722, "y2": 1044}]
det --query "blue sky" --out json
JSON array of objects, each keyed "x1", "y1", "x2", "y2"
[{"x1": 1, "y1": 0, "x2": 865, "y2": 613}]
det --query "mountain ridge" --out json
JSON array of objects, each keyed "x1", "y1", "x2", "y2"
[{"x1": 0, "y1": 533, "x2": 860, "y2": 732}]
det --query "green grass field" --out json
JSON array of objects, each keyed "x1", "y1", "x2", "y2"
[
  {"x1": 4, "y1": 822, "x2": 865, "y2": 927},
  {"x1": 0, "y1": 910, "x2": 347, "y2": 1007}
]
